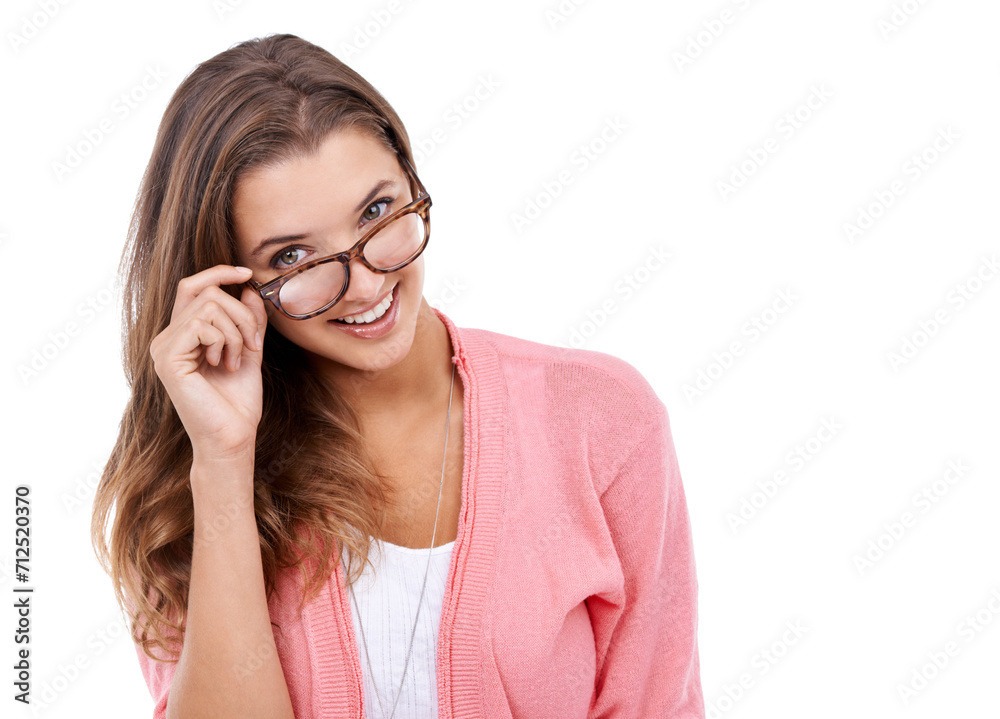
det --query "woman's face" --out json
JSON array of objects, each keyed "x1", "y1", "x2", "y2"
[{"x1": 232, "y1": 127, "x2": 425, "y2": 374}]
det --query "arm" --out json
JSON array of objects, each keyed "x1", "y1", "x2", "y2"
[
  {"x1": 135, "y1": 455, "x2": 294, "y2": 719},
  {"x1": 588, "y1": 403, "x2": 705, "y2": 718},
  {"x1": 134, "y1": 266, "x2": 289, "y2": 716}
]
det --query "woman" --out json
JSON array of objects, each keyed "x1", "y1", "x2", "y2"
[{"x1": 91, "y1": 33, "x2": 704, "y2": 719}]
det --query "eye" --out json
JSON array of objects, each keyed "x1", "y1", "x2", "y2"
[
  {"x1": 270, "y1": 246, "x2": 307, "y2": 270},
  {"x1": 361, "y1": 198, "x2": 392, "y2": 225}
]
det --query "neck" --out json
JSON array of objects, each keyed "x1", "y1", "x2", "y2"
[{"x1": 311, "y1": 300, "x2": 454, "y2": 426}]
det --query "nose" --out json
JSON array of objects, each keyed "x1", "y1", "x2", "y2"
[{"x1": 340, "y1": 258, "x2": 386, "y2": 306}]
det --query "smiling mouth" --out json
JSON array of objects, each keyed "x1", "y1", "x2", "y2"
[{"x1": 329, "y1": 286, "x2": 396, "y2": 324}]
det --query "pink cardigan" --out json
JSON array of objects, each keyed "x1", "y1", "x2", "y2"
[{"x1": 133, "y1": 307, "x2": 705, "y2": 718}]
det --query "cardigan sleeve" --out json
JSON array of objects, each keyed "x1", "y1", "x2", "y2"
[
  {"x1": 588, "y1": 402, "x2": 705, "y2": 718},
  {"x1": 133, "y1": 639, "x2": 178, "y2": 718},
  {"x1": 124, "y1": 590, "x2": 181, "y2": 719}
]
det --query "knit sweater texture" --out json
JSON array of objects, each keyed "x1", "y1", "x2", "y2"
[{"x1": 133, "y1": 306, "x2": 705, "y2": 718}]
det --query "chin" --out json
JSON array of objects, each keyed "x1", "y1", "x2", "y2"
[{"x1": 299, "y1": 315, "x2": 417, "y2": 375}]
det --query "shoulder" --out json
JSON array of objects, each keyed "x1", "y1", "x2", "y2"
[
  {"x1": 473, "y1": 326, "x2": 658, "y2": 398},
  {"x1": 460, "y1": 324, "x2": 667, "y2": 439}
]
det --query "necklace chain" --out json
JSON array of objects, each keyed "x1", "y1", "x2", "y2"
[{"x1": 348, "y1": 362, "x2": 457, "y2": 719}]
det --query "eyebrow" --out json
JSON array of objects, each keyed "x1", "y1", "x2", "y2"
[{"x1": 247, "y1": 178, "x2": 399, "y2": 261}]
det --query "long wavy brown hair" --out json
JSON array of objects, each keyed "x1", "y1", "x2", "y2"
[{"x1": 90, "y1": 33, "x2": 415, "y2": 662}]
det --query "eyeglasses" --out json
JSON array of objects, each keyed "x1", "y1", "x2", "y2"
[{"x1": 245, "y1": 156, "x2": 431, "y2": 320}]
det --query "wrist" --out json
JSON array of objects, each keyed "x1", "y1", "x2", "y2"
[
  {"x1": 191, "y1": 442, "x2": 256, "y2": 468},
  {"x1": 190, "y1": 452, "x2": 256, "y2": 501}
]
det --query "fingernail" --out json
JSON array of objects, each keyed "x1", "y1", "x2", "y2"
[
  {"x1": 234, "y1": 266, "x2": 252, "y2": 274},
  {"x1": 236, "y1": 355, "x2": 242, "y2": 370},
  {"x1": 255, "y1": 332, "x2": 262, "y2": 350}
]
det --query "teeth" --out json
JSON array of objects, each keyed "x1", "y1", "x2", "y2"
[{"x1": 336, "y1": 289, "x2": 393, "y2": 324}]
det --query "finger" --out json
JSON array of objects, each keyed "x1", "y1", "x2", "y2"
[
  {"x1": 177, "y1": 283, "x2": 261, "y2": 355},
  {"x1": 240, "y1": 284, "x2": 268, "y2": 351},
  {"x1": 171, "y1": 265, "x2": 254, "y2": 323},
  {"x1": 204, "y1": 284, "x2": 261, "y2": 356},
  {"x1": 190, "y1": 318, "x2": 227, "y2": 367},
  {"x1": 196, "y1": 300, "x2": 247, "y2": 371}
]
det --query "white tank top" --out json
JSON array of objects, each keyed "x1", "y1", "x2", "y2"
[{"x1": 345, "y1": 536, "x2": 455, "y2": 719}]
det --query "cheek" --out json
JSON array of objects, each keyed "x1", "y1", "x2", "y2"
[
  {"x1": 263, "y1": 309, "x2": 303, "y2": 340},
  {"x1": 402, "y1": 258, "x2": 425, "y2": 286}
]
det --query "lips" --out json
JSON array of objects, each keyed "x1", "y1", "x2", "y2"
[{"x1": 326, "y1": 283, "x2": 401, "y2": 339}]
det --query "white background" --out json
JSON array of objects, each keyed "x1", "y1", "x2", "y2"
[{"x1": 2, "y1": 0, "x2": 999, "y2": 717}]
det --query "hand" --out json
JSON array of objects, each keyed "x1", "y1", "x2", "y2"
[{"x1": 149, "y1": 265, "x2": 268, "y2": 462}]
